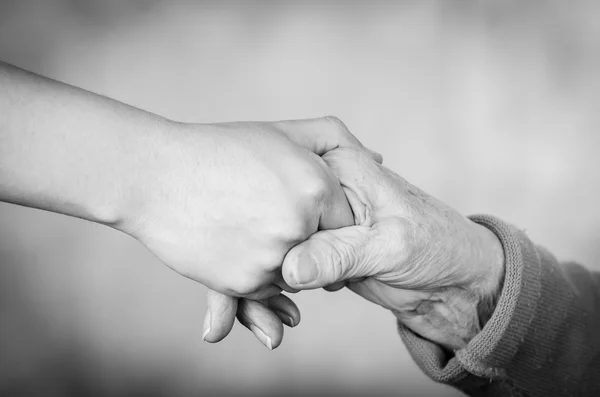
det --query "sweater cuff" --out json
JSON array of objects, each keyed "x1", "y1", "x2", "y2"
[{"x1": 398, "y1": 215, "x2": 542, "y2": 384}]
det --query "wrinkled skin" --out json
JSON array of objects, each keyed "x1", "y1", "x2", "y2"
[
  {"x1": 207, "y1": 146, "x2": 502, "y2": 351},
  {"x1": 280, "y1": 148, "x2": 504, "y2": 350}
]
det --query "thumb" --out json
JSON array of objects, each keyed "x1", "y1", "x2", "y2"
[{"x1": 282, "y1": 225, "x2": 375, "y2": 290}]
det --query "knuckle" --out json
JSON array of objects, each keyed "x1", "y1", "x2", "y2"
[
  {"x1": 234, "y1": 283, "x2": 257, "y2": 297},
  {"x1": 271, "y1": 213, "x2": 311, "y2": 244},
  {"x1": 324, "y1": 115, "x2": 347, "y2": 135},
  {"x1": 259, "y1": 249, "x2": 286, "y2": 270},
  {"x1": 302, "y1": 176, "x2": 329, "y2": 202},
  {"x1": 285, "y1": 226, "x2": 310, "y2": 245},
  {"x1": 323, "y1": 115, "x2": 361, "y2": 148},
  {"x1": 226, "y1": 276, "x2": 260, "y2": 297}
]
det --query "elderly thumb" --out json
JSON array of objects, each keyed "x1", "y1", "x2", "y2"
[{"x1": 282, "y1": 225, "x2": 373, "y2": 290}]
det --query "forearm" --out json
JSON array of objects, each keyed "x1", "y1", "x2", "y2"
[
  {"x1": 400, "y1": 215, "x2": 600, "y2": 396},
  {"x1": 0, "y1": 61, "x2": 179, "y2": 227}
]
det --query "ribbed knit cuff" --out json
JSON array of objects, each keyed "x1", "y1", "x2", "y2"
[{"x1": 398, "y1": 215, "x2": 543, "y2": 384}]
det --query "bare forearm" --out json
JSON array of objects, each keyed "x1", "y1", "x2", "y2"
[{"x1": 0, "y1": 61, "x2": 177, "y2": 227}]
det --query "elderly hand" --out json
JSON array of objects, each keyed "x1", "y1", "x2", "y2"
[{"x1": 281, "y1": 148, "x2": 505, "y2": 351}]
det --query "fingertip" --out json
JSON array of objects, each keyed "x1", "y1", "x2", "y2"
[
  {"x1": 202, "y1": 332, "x2": 220, "y2": 344},
  {"x1": 268, "y1": 294, "x2": 301, "y2": 328},
  {"x1": 282, "y1": 250, "x2": 319, "y2": 290},
  {"x1": 250, "y1": 324, "x2": 277, "y2": 350},
  {"x1": 274, "y1": 311, "x2": 297, "y2": 328},
  {"x1": 202, "y1": 309, "x2": 230, "y2": 344},
  {"x1": 202, "y1": 310, "x2": 212, "y2": 342},
  {"x1": 281, "y1": 251, "x2": 300, "y2": 288},
  {"x1": 237, "y1": 300, "x2": 284, "y2": 350},
  {"x1": 202, "y1": 325, "x2": 227, "y2": 344},
  {"x1": 203, "y1": 290, "x2": 238, "y2": 343},
  {"x1": 283, "y1": 238, "x2": 343, "y2": 291},
  {"x1": 274, "y1": 273, "x2": 300, "y2": 294},
  {"x1": 323, "y1": 281, "x2": 347, "y2": 292}
]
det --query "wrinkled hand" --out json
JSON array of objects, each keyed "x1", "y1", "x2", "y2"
[{"x1": 281, "y1": 148, "x2": 505, "y2": 351}]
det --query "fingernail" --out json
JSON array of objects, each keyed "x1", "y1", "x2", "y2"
[
  {"x1": 250, "y1": 324, "x2": 273, "y2": 350},
  {"x1": 293, "y1": 253, "x2": 319, "y2": 285},
  {"x1": 276, "y1": 311, "x2": 296, "y2": 327},
  {"x1": 202, "y1": 310, "x2": 211, "y2": 341}
]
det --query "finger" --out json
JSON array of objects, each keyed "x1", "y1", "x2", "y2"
[
  {"x1": 237, "y1": 299, "x2": 284, "y2": 350},
  {"x1": 275, "y1": 116, "x2": 382, "y2": 163},
  {"x1": 266, "y1": 294, "x2": 301, "y2": 328},
  {"x1": 323, "y1": 281, "x2": 347, "y2": 292},
  {"x1": 322, "y1": 117, "x2": 383, "y2": 164},
  {"x1": 282, "y1": 225, "x2": 377, "y2": 290},
  {"x1": 203, "y1": 290, "x2": 238, "y2": 343},
  {"x1": 274, "y1": 273, "x2": 299, "y2": 294},
  {"x1": 243, "y1": 284, "x2": 282, "y2": 301},
  {"x1": 276, "y1": 281, "x2": 299, "y2": 294},
  {"x1": 317, "y1": 163, "x2": 355, "y2": 231},
  {"x1": 321, "y1": 147, "x2": 385, "y2": 210},
  {"x1": 317, "y1": 146, "x2": 384, "y2": 230}
]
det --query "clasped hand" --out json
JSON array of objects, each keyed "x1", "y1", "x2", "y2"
[
  {"x1": 121, "y1": 115, "x2": 503, "y2": 351},
  {"x1": 117, "y1": 116, "x2": 381, "y2": 349}
]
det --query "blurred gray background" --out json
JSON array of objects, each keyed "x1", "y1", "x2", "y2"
[{"x1": 1, "y1": 1, "x2": 599, "y2": 396}]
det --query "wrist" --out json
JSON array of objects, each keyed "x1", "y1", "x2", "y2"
[
  {"x1": 394, "y1": 288, "x2": 495, "y2": 352},
  {"x1": 432, "y1": 221, "x2": 504, "y2": 349},
  {"x1": 401, "y1": 289, "x2": 484, "y2": 351},
  {"x1": 106, "y1": 120, "x2": 208, "y2": 235},
  {"x1": 467, "y1": 221, "x2": 505, "y2": 327},
  {"x1": 394, "y1": 220, "x2": 505, "y2": 351}
]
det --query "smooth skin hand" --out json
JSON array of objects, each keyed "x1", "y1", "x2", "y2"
[
  {"x1": 0, "y1": 62, "x2": 383, "y2": 350},
  {"x1": 201, "y1": 119, "x2": 383, "y2": 349},
  {"x1": 197, "y1": 118, "x2": 382, "y2": 349},
  {"x1": 126, "y1": 118, "x2": 367, "y2": 298},
  {"x1": 279, "y1": 148, "x2": 506, "y2": 351}
]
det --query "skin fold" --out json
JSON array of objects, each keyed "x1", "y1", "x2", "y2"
[{"x1": 208, "y1": 148, "x2": 504, "y2": 352}]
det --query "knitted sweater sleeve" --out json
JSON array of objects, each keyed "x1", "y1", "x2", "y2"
[{"x1": 398, "y1": 215, "x2": 600, "y2": 396}]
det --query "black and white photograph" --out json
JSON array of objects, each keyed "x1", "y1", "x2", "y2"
[{"x1": 1, "y1": 1, "x2": 599, "y2": 396}]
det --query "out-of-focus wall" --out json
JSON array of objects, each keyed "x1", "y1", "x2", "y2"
[{"x1": 1, "y1": 1, "x2": 599, "y2": 396}]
